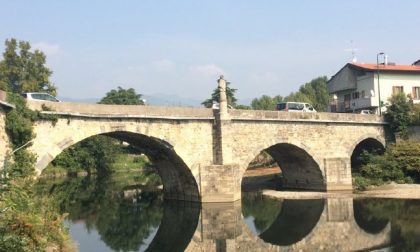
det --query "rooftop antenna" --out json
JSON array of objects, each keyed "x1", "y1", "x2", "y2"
[
  {"x1": 350, "y1": 40, "x2": 358, "y2": 63},
  {"x1": 345, "y1": 40, "x2": 358, "y2": 63}
]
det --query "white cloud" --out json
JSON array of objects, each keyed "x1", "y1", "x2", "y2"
[
  {"x1": 32, "y1": 42, "x2": 61, "y2": 57},
  {"x1": 188, "y1": 64, "x2": 224, "y2": 77}
]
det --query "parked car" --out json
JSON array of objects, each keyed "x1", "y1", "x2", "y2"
[
  {"x1": 359, "y1": 110, "x2": 373, "y2": 115},
  {"x1": 276, "y1": 102, "x2": 316, "y2": 112},
  {"x1": 21, "y1": 92, "x2": 60, "y2": 102}
]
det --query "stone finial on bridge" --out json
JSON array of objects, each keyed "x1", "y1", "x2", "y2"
[{"x1": 217, "y1": 75, "x2": 229, "y2": 120}]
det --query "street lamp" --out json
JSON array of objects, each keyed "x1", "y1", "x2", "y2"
[{"x1": 377, "y1": 52, "x2": 385, "y2": 115}]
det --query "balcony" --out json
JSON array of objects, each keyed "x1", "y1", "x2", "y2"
[{"x1": 331, "y1": 97, "x2": 376, "y2": 113}]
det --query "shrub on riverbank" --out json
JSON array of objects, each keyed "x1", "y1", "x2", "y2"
[
  {"x1": 0, "y1": 93, "x2": 71, "y2": 251},
  {"x1": 353, "y1": 140, "x2": 420, "y2": 190}
]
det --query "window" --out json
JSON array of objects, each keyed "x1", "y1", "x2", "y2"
[
  {"x1": 413, "y1": 87, "x2": 420, "y2": 99},
  {"x1": 352, "y1": 92, "x2": 359, "y2": 99},
  {"x1": 392, "y1": 86, "x2": 404, "y2": 94},
  {"x1": 361, "y1": 90, "x2": 365, "y2": 98}
]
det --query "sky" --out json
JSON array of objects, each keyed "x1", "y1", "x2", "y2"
[{"x1": 1, "y1": 0, "x2": 420, "y2": 105}]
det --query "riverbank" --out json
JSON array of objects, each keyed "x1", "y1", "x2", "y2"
[{"x1": 262, "y1": 183, "x2": 420, "y2": 199}]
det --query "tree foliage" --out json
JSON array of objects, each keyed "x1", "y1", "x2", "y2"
[
  {"x1": 0, "y1": 38, "x2": 56, "y2": 94},
  {"x1": 251, "y1": 95, "x2": 284, "y2": 110},
  {"x1": 410, "y1": 104, "x2": 420, "y2": 126},
  {"x1": 354, "y1": 140, "x2": 420, "y2": 189},
  {"x1": 201, "y1": 81, "x2": 238, "y2": 108},
  {"x1": 251, "y1": 76, "x2": 329, "y2": 112},
  {"x1": 385, "y1": 93, "x2": 413, "y2": 139},
  {"x1": 36, "y1": 174, "x2": 164, "y2": 251},
  {"x1": 1, "y1": 87, "x2": 69, "y2": 251},
  {"x1": 99, "y1": 86, "x2": 144, "y2": 105},
  {"x1": 53, "y1": 136, "x2": 120, "y2": 175}
]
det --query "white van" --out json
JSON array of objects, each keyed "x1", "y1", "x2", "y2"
[
  {"x1": 276, "y1": 102, "x2": 316, "y2": 112},
  {"x1": 21, "y1": 92, "x2": 60, "y2": 102}
]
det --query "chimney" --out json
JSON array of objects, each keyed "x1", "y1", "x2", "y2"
[{"x1": 384, "y1": 54, "x2": 388, "y2": 65}]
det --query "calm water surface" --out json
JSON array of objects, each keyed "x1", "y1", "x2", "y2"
[{"x1": 36, "y1": 175, "x2": 420, "y2": 251}]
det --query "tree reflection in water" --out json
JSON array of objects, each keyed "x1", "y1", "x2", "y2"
[
  {"x1": 354, "y1": 198, "x2": 420, "y2": 251},
  {"x1": 37, "y1": 175, "x2": 164, "y2": 251}
]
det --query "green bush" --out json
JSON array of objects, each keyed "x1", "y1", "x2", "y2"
[
  {"x1": 354, "y1": 140, "x2": 420, "y2": 190},
  {"x1": 385, "y1": 93, "x2": 412, "y2": 139},
  {"x1": 412, "y1": 104, "x2": 420, "y2": 125},
  {"x1": 353, "y1": 174, "x2": 371, "y2": 190},
  {"x1": 1, "y1": 92, "x2": 70, "y2": 251}
]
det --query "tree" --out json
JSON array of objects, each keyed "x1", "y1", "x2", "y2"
[
  {"x1": 201, "y1": 81, "x2": 237, "y2": 108},
  {"x1": 235, "y1": 104, "x2": 251, "y2": 110},
  {"x1": 99, "y1": 86, "x2": 144, "y2": 105},
  {"x1": 251, "y1": 95, "x2": 284, "y2": 110},
  {"x1": 249, "y1": 76, "x2": 329, "y2": 112},
  {"x1": 385, "y1": 92, "x2": 413, "y2": 139},
  {"x1": 0, "y1": 38, "x2": 56, "y2": 94},
  {"x1": 283, "y1": 76, "x2": 329, "y2": 112}
]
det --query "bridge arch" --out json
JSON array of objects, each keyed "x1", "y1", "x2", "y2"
[
  {"x1": 349, "y1": 135, "x2": 385, "y2": 171},
  {"x1": 33, "y1": 124, "x2": 201, "y2": 201},
  {"x1": 242, "y1": 141, "x2": 325, "y2": 191}
]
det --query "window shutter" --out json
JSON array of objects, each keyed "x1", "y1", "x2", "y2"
[{"x1": 413, "y1": 87, "x2": 417, "y2": 98}]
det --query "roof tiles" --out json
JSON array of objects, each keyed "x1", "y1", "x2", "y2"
[{"x1": 351, "y1": 63, "x2": 420, "y2": 72}]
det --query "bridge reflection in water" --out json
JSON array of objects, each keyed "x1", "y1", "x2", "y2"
[
  {"x1": 185, "y1": 195, "x2": 391, "y2": 252},
  {"x1": 38, "y1": 177, "x2": 394, "y2": 251}
]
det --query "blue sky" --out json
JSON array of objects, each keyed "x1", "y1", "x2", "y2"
[{"x1": 1, "y1": 1, "x2": 420, "y2": 104}]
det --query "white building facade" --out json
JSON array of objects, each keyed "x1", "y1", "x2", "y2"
[{"x1": 327, "y1": 62, "x2": 420, "y2": 114}]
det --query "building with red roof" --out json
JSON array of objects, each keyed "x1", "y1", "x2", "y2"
[{"x1": 327, "y1": 61, "x2": 420, "y2": 114}]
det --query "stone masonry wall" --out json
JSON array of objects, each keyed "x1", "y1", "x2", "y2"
[
  {"x1": 228, "y1": 120, "x2": 386, "y2": 191},
  {"x1": 26, "y1": 102, "x2": 388, "y2": 200}
]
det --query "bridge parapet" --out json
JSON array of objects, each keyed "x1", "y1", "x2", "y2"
[
  {"x1": 229, "y1": 109, "x2": 386, "y2": 124},
  {"x1": 26, "y1": 100, "x2": 215, "y2": 119}
]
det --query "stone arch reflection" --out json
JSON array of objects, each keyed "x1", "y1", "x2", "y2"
[
  {"x1": 353, "y1": 198, "x2": 390, "y2": 234},
  {"x1": 147, "y1": 200, "x2": 201, "y2": 252},
  {"x1": 241, "y1": 193, "x2": 325, "y2": 246},
  {"x1": 259, "y1": 199, "x2": 325, "y2": 245}
]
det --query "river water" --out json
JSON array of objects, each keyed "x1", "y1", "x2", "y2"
[{"x1": 36, "y1": 174, "x2": 420, "y2": 251}]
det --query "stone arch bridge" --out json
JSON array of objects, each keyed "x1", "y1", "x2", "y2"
[{"x1": 16, "y1": 99, "x2": 388, "y2": 202}]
